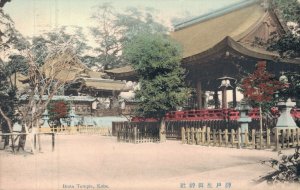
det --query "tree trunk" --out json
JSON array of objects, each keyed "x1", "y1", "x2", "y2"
[
  {"x1": 0, "y1": 107, "x2": 15, "y2": 152},
  {"x1": 24, "y1": 124, "x2": 35, "y2": 154}
]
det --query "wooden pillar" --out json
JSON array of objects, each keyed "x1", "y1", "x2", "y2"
[
  {"x1": 196, "y1": 81, "x2": 202, "y2": 109},
  {"x1": 222, "y1": 88, "x2": 227, "y2": 109},
  {"x1": 232, "y1": 86, "x2": 237, "y2": 108},
  {"x1": 202, "y1": 92, "x2": 207, "y2": 108},
  {"x1": 52, "y1": 133, "x2": 55, "y2": 151},
  {"x1": 34, "y1": 134, "x2": 37, "y2": 150},
  {"x1": 213, "y1": 90, "x2": 219, "y2": 109}
]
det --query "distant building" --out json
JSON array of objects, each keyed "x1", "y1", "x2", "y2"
[{"x1": 15, "y1": 52, "x2": 133, "y2": 120}]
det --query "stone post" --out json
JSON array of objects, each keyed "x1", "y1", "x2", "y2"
[{"x1": 237, "y1": 99, "x2": 251, "y2": 145}]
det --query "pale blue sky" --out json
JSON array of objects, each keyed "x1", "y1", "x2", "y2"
[{"x1": 4, "y1": 0, "x2": 243, "y2": 37}]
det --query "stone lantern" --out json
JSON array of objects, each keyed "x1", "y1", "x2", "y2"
[
  {"x1": 276, "y1": 98, "x2": 297, "y2": 128},
  {"x1": 275, "y1": 73, "x2": 298, "y2": 129},
  {"x1": 237, "y1": 99, "x2": 252, "y2": 144},
  {"x1": 68, "y1": 108, "x2": 76, "y2": 127},
  {"x1": 41, "y1": 109, "x2": 50, "y2": 128},
  {"x1": 217, "y1": 76, "x2": 237, "y2": 108}
]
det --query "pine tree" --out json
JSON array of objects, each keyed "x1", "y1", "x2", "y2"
[{"x1": 124, "y1": 33, "x2": 188, "y2": 119}]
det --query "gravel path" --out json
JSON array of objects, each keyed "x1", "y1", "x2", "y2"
[{"x1": 0, "y1": 135, "x2": 298, "y2": 190}]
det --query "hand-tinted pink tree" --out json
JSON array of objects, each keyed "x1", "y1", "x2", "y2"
[{"x1": 240, "y1": 61, "x2": 283, "y2": 131}]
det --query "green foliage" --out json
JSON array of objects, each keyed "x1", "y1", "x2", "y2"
[
  {"x1": 0, "y1": 0, "x2": 11, "y2": 8},
  {"x1": 90, "y1": 3, "x2": 168, "y2": 70},
  {"x1": 278, "y1": 72, "x2": 300, "y2": 103},
  {"x1": 268, "y1": 0, "x2": 300, "y2": 58},
  {"x1": 259, "y1": 146, "x2": 300, "y2": 184},
  {"x1": 272, "y1": 0, "x2": 300, "y2": 23},
  {"x1": 32, "y1": 26, "x2": 91, "y2": 66},
  {"x1": 268, "y1": 32, "x2": 300, "y2": 58},
  {"x1": 0, "y1": 68, "x2": 17, "y2": 132},
  {"x1": 124, "y1": 33, "x2": 189, "y2": 119}
]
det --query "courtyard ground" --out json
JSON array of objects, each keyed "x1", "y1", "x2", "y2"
[{"x1": 0, "y1": 135, "x2": 298, "y2": 190}]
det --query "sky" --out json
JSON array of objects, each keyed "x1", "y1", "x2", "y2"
[{"x1": 4, "y1": 0, "x2": 244, "y2": 38}]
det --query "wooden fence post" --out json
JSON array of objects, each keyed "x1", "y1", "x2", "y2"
[
  {"x1": 252, "y1": 129, "x2": 256, "y2": 149},
  {"x1": 244, "y1": 130, "x2": 248, "y2": 147},
  {"x1": 213, "y1": 129, "x2": 216, "y2": 146},
  {"x1": 237, "y1": 128, "x2": 241, "y2": 149},
  {"x1": 218, "y1": 129, "x2": 222, "y2": 147},
  {"x1": 297, "y1": 128, "x2": 300, "y2": 146},
  {"x1": 197, "y1": 128, "x2": 201, "y2": 145},
  {"x1": 282, "y1": 129, "x2": 286, "y2": 149},
  {"x1": 181, "y1": 127, "x2": 185, "y2": 144},
  {"x1": 207, "y1": 127, "x2": 210, "y2": 146},
  {"x1": 191, "y1": 127, "x2": 195, "y2": 145},
  {"x1": 260, "y1": 129, "x2": 263, "y2": 149},
  {"x1": 267, "y1": 128, "x2": 271, "y2": 149},
  {"x1": 34, "y1": 134, "x2": 37, "y2": 150},
  {"x1": 231, "y1": 129, "x2": 234, "y2": 147},
  {"x1": 275, "y1": 128, "x2": 280, "y2": 151},
  {"x1": 187, "y1": 128, "x2": 190, "y2": 144},
  {"x1": 202, "y1": 126, "x2": 206, "y2": 144},
  {"x1": 292, "y1": 129, "x2": 296, "y2": 147},
  {"x1": 287, "y1": 129, "x2": 291, "y2": 148},
  {"x1": 133, "y1": 126, "x2": 137, "y2": 144},
  {"x1": 225, "y1": 129, "x2": 228, "y2": 147},
  {"x1": 52, "y1": 133, "x2": 55, "y2": 152}
]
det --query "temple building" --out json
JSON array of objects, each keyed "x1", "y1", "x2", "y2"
[
  {"x1": 105, "y1": 0, "x2": 300, "y2": 109},
  {"x1": 15, "y1": 52, "x2": 132, "y2": 119}
]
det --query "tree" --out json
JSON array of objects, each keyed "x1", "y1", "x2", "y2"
[
  {"x1": 240, "y1": 61, "x2": 283, "y2": 131},
  {"x1": 90, "y1": 3, "x2": 168, "y2": 70},
  {"x1": 124, "y1": 33, "x2": 188, "y2": 119},
  {"x1": 259, "y1": 146, "x2": 300, "y2": 183},
  {"x1": 0, "y1": 8, "x2": 29, "y2": 136},
  {"x1": 48, "y1": 100, "x2": 69, "y2": 126},
  {"x1": 268, "y1": 0, "x2": 300, "y2": 58},
  {"x1": 267, "y1": 0, "x2": 300, "y2": 105},
  {"x1": 0, "y1": 0, "x2": 11, "y2": 8},
  {"x1": 31, "y1": 26, "x2": 91, "y2": 67}
]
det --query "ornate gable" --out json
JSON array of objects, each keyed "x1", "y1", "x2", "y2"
[{"x1": 238, "y1": 10, "x2": 286, "y2": 48}]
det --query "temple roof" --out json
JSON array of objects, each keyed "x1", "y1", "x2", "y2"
[
  {"x1": 19, "y1": 95, "x2": 96, "y2": 102},
  {"x1": 104, "y1": 65, "x2": 137, "y2": 81},
  {"x1": 42, "y1": 53, "x2": 106, "y2": 82},
  {"x1": 75, "y1": 78, "x2": 131, "y2": 92},
  {"x1": 171, "y1": 0, "x2": 285, "y2": 59},
  {"x1": 102, "y1": 0, "x2": 300, "y2": 82}
]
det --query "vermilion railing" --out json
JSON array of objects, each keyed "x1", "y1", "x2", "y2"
[
  {"x1": 131, "y1": 108, "x2": 300, "y2": 122},
  {"x1": 166, "y1": 108, "x2": 300, "y2": 121}
]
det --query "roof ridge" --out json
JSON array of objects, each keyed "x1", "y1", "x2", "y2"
[
  {"x1": 80, "y1": 77, "x2": 126, "y2": 84},
  {"x1": 174, "y1": 0, "x2": 260, "y2": 31}
]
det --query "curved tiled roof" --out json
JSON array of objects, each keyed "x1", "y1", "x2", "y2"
[
  {"x1": 171, "y1": 1, "x2": 269, "y2": 58},
  {"x1": 76, "y1": 78, "x2": 131, "y2": 92}
]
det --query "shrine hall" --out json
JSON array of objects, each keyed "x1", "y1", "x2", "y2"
[{"x1": 105, "y1": 0, "x2": 300, "y2": 109}]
